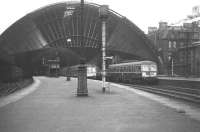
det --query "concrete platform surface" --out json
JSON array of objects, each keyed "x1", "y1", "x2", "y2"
[{"x1": 0, "y1": 77, "x2": 200, "y2": 132}]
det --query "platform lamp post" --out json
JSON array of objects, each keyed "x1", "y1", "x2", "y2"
[{"x1": 99, "y1": 5, "x2": 109, "y2": 93}]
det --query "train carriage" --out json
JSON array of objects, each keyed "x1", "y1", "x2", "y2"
[
  {"x1": 61, "y1": 64, "x2": 99, "y2": 78},
  {"x1": 107, "y1": 61, "x2": 158, "y2": 84}
]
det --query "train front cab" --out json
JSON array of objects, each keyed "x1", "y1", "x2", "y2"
[{"x1": 141, "y1": 64, "x2": 158, "y2": 85}]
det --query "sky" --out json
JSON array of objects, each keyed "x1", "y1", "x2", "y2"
[{"x1": 0, "y1": 0, "x2": 199, "y2": 34}]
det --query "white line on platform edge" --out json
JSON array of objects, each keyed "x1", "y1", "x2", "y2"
[
  {"x1": 110, "y1": 83, "x2": 200, "y2": 121},
  {"x1": 0, "y1": 78, "x2": 40, "y2": 108}
]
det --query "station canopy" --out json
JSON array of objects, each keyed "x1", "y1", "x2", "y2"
[{"x1": 0, "y1": 1, "x2": 159, "y2": 67}]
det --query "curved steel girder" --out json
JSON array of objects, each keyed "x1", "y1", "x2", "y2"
[
  {"x1": 0, "y1": 15, "x2": 48, "y2": 56},
  {"x1": 0, "y1": 1, "x2": 159, "y2": 65}
]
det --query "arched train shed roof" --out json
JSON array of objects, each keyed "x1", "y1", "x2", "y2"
[{"x1": 0, "y1": 1, "x2": 159, "y2": 64}]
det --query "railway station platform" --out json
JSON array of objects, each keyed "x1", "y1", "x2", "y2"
[
  {"x1": 158, "y1": 76, "x2": 200, "y2": 89},
  {"x1": 0, "y1": 77, "x2": 200, "y2": 132}
]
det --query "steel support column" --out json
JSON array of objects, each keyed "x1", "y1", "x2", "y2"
[
  {"x1": 102, "y1": 21, "x2": 106, "y2": 92},
  {"x1": 99, "y1": 5, "x2": 109, "y2": 93}
]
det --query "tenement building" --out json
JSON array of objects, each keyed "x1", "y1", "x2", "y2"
[{"x1": 148, "y1": 21, "x2": 200, "y2": 76}]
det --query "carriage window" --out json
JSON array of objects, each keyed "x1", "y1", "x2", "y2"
[
  {"x1": 125, "y1": 66, "x2": 127, "y2": 72},
  {"x1": 120, "y1": 67, "x2": 123, "y2": 72},
  {"x1": 135, "y1": 66, "x2": 141, "y2": 71},
  {"x1": 132, "y1": 65, "x2": 134, "y2": 72},
  {"x1": 128, "y1": 66, "x2": 131, "y2": 72},
  {"x1": 130, "y1": 66, "x2": 133, "y2": 72},
  {"x1": 135, "y1": 66, "x2": 138, "y2": 71},
  {"x1": 132, "y1": 65, "x2": 135, "y2": 72},
  {"x1": 123, "y1": 66, "x2": 125, "y2": 72},
  {"x1": 112, "y1": 68, "x2": 114, "y2": 72},
  {"x1": 126, "y1": 66, "x2": 130, "y2": 72},
  {"x1": 150, "y1": 65, "x2": 156, "y2": 71},
  {"x1": 138, "y1": 66, "x2": 141, "y2": 71},
  {"x1": 142, "y1": 65, "x2": 148, "y2": 71},
  {"x1": 118, "y1": 67, "x2": 120, "y2": 72}
]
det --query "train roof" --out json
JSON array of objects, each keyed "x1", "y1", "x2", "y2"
[{"x1": 109, "y1": 61, "x2": 156, "y2": 67}]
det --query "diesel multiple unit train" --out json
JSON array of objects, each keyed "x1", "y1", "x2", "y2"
[
  {"x1": 61, "y1": 60, "x2": 158, "y2": 84},
  {"x1": 61, "y1": 64, "x2": 98, "y2": 77},
  {"x1": 106, "y1": 61, "x2": 158, "y2": 84}
]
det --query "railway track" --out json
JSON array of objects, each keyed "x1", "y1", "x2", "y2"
[
  {"x1": 121, "y1": 83, "x2": 200, "y2": 104},
  {"x1": 0, "y1": 79, "x2": 33, "y2": 97},
  {"x1": 0, "y1": 83, "x2": 19, "y2": 97}
]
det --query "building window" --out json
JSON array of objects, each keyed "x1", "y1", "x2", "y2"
[
  {"x1": 193, "y1": 32, "x2": 199, "y2": 39},
  {"x1": 169, "y1": 41, "x2": 172, "y2": 48},
  {"x1": 173, "y1": 41, "x2": 176, "y2": 48},
  {"x1": 179, "y1": 52, "x2": 184, "y2": 63},
  {"x1": 180, "y1": 32, "x2": 185, "y2": 39},
  {"x1": 180, "y1": 42, "x2": 184, "y2": 47}
]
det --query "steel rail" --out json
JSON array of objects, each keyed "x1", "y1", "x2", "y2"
[{"x1": 121, "y1": 83, "x2": 200, "y2": 103}]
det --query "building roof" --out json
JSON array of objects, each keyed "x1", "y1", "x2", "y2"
[{"x1": 0, "y1": 1, "x2": 159, "y2": 66}]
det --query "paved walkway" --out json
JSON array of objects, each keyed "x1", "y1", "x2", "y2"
[{"x1": 0, "y1": 77, "x2": 200, "y2": 132}]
